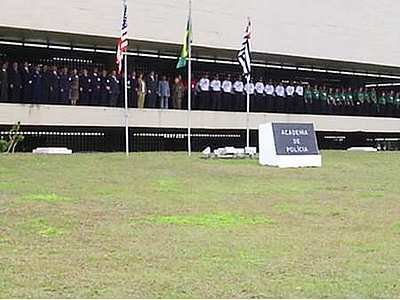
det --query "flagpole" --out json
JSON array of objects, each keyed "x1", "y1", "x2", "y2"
[
  {"x1": 246, "y1": 75, "x2": 250, "y2": 148},
  {"x1": 124, "y1": 53, "x2": 129, "y2": 156},
  {"x1": 187, "y1": 0, "x2": 192, "y2": 157}
]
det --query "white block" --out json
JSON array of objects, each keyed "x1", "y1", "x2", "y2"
[
  {"x1": 259, "y1": 123, "x2": 322, "y2": 168},
  {"x1": 33, "y1": 147, "x2": 73, "y2": 155}
]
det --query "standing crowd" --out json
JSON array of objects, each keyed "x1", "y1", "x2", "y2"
[
  {"x1": 0, "y1": 61, "x2": 187, "y2": 109},
  {"x1": 1, "y1": 61, "x2": 400, "y2": 117}
]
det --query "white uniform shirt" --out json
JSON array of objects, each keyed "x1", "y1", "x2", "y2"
[
  {"x1": 265, "y1": 84, "x2": 275, "y2": 95},
  {"x1": 255, "y1": 82, "x2": 265, "y2": 94},
  {"x1": 222, "y1": 80, "x2": 232, "y2": 93},
  {"x1": 210, "y1": 80, "x2": 222, "y2": 92},
  {"x1": 295, "y1": 85, "x2": 304, "y2": 96},
  {"x1": 275, "y1": 85, "x2": 286, "y2": 97},
  {"x1": 233, "y1": 81, "x2": 244, "y2": 93},
  {"x1": 286, "y1": 85, "x2": 295, "y2": 97},
  {"x1": 199, "y1": 78, "x2": 210, "y2": 92},
  {"x1": 245, "y1": 83, "x2": 255, "y2": 95}
]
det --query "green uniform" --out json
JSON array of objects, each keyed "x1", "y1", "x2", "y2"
[
  {"x1": 378, "y1": 94, "x2": 386, "y2": 105},
  {"x1": 339, "y1": 92, "x2": 346, "y2": 104},
  {"x1": 387, "y1": 94, "x2": 395, "y2": 105},
  {"x1": 364, "y1": 91, "x2": 371, "y2": 104},
  {"x1": 357, "y1": 92, "x2": 365, "y2": 104},
  {"x1": 370, "y1": 90, "x2": 378, "y2": 103},
  {"x1": 320, "y1": 90, "x2": 328, "y2": 103},
  {"x1": 345, "y1": 92, "x2": 354, "y2": 105},
  {"x1": 395, "y1": 95, "x2": 400, "y2": 109},
  {"x1": 312, "y1": 89, "x2": 320, "y2": 102},
  {"x1": 327, "y1": 93, "x2": 335, "y2": 105},
  {"x1": 304, "y1": 88, "x2": 312, "y2": 103}
]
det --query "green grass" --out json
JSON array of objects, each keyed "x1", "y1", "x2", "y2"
[{"x1": 1, "y1": 151, "x2": 400, "y2": 298}]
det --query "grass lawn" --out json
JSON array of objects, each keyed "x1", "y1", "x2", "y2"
[{"x1": 1, "y1": 151, "x2": 400, "y2": 298}]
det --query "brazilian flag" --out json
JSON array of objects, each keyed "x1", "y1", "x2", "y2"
[{"x1": 177, "y1": 17, "x2": 192, "y2": 69}]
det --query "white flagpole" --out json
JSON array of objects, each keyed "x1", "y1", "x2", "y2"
[
  {"x1": 246, "y1": 75, "x2": 250, "y2": 148},
  {"x1": 124, "y1": 53, "x2": 129, "y2": 156},
  {"x1": 187, "y1": 0, "x2": 192, "y2": 157}
]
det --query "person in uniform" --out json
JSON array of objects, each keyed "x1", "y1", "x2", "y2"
[
  {"x1": 378, "y1": 91, "x2": 387, "y2": 116},
  {"x1": 338, "y1": 88, "x2": 346, "y2": 115},
  {"x1": 320, "y1": 86, "x2": 328, "y2": 114},
  {"x1": 363, "y1": 87, "x2": 371, "y2": 116},
  {"x1": 394, "y1": 92, "x2": 400, "y2": 117},
  {"x1": 146, "y1": 71, "x2": 158, "y2": 109},
  {"x1": 345, "y1": 87, "x2": 354, "y2": 115},
  {"x1": 304, "y1": 84, "x2": 313, "y2": 114},
  {"x1": 311, "y1": 85, "x2": 320, "y2": 114},
  {"x1": 327, "y1": 87, "x2": 336, "y2": 115},
  {"x1": 48, "y1": 66, "x2": 60, "y2": 103},
  {"x1": 244, "y1": 78, "x2": 255, "y2": 112},
  {"x1": 198, "y1": 73, "x2": 210, "y2": 110},
  {"x1": 32, "y1": 65, "x2": 43, "y2": 103},
  {"x1": 370, "y1": 88, "x2": 378, "y2": 116},
  {"x1": 233, "y1": 75, "x2": 245, "y2": 111},
  {"x1": 21, "y1": 62, "x2": 33, "y2": 103},
  {"x1": 79, "y1": 69, "x2": 92, "y2": 106},
  {"x1": 295, "y1": 82, "x2": 304, "y2": 113},
  {"x1": 41, "y1": 65, "x2": 50, "y2": 104},
  {"x1": 8, "y1": 62, "x2": 22, "y2": 102},
  {"x1": 355, "y1": 87, "x2": 364, "y2": 116},
  {"x1": 221, "y1": 74, "x2": 233, "y2": 111},
  {"x1": 69, "y1": 69, "x2": 80, "y2": 105},
  {"x1": 100, "y1": 70, "x2": 111, "y2": 106},
  {"x1": 265, "y1": 80, "x2": 275, "y2": 112},
  {"x1": 59, "y1": 67, "x2": 69, "y2": 105},
  {"x1": 210, "y1": 74, "x2": 222, "y2": 110},
  {"x1": 0, "y1": 62, "x2": 9, "y2": 102},
  {"x1": 285, "y1": 81, "x2": 295, "y2": 113},
  {"x1": 158, "y1": 75, "x2": 170, "y2": 109},
  {"x1": 275, "y1": 82, "x2": 286, "y2": 113},
  {"x1": 109, "y1": 70, "x2": 120, "y2": 107},
  {"x1": 387, "y1": 90, "x2": 395, "y2": 117},
  {"x1": 118, "y1": 71, "x2": 129, "y2": 107},
  {"x1": 90, "y1": 68, "x2": 102, "y2": 106},
  {"x1": 172, "y1": 76, "x2": 185, "y2": 110},
  {"x1": 254, "y1": 77, "x2": 265, "y2": 112}
]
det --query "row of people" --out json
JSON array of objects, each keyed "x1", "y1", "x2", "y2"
[
  {"x1": 1, "y1": 62, "x2": 400, "y2": 117},
  {"x1": 192, "y1": 74, "x2": 400, "y2": 117},
  {"x1": 0, "y1": 62, "x2": 187, "y2": 109}
]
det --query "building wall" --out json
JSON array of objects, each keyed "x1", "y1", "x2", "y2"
[{"x1": 0, "y1": 0, "x2": 398, "y2": 67}]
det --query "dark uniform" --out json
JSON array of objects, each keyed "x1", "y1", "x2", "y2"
[
  {"x1": 32, "y1": 69, "x2": 43, "y2": 103},
  {"x1": 21, "y1": 65, "x2": 33, "y2": 103},
  {"x1": 100, "y1": 74, "x2": 111, "y2": 106},
  {"x1": 41, "y1": 68, "x2": 51, "y2": 104},
  {"x1": 91, "y1": 72, "x2": 102, "y2": 106},
  {"x1": 109, "y1": 75, "x2": 120, "y2": 107},
  {"x1": 79, "y1": 74, "x2": 92, "y2": 105},
  {"x1": 59, "y1": 72, "x2": 70, "y2": 104},
  {"x1": 8, "y1": 66, "x2": 22, "y2": 102},
  {"x1": 48, "y1": 70, "x2": 60, "y2": 103},
  {"x1": 0, "y1": 65, "x2": 8, "y2": 102},
  {"x1": 146, "y1": 74, "x2": 158, "y2": 108}
]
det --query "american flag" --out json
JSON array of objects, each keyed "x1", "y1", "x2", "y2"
[
  {"x1": 237, "y1": 18, "x2": 252, "y2": 78},
  {"x1": 116, "y1": 0, "x2": 128, "y2": 74}
]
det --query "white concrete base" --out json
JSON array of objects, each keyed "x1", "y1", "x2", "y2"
[
  {"x1": 259, "y1": 123, "x2": 322, "y2": 168},
  {"x1": 347, "y1": 147, "x2": 378, "y2": 152},
  {"x1": 33, "y1": 147, "x2": 72, "y2": 155}
]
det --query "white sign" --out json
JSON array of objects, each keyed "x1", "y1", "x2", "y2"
[{"x1": 259, "y1": 123, "x2": 322, "y2": 168}]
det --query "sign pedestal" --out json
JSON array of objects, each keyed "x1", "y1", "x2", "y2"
[{"x1": 259, "y1": 123, "x2": 322, "y2": 168}]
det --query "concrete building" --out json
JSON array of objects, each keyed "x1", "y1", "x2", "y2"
[{"x1": 0, "y1": 0, "x2": 400, "y2": 152}]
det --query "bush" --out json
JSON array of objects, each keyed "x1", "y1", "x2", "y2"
[{"x1": 0, "y1": 138, "x2": 8, "y2": 153}]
